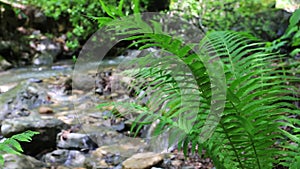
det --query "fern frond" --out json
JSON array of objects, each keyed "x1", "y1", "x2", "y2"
[
  {"x1": 0, "y1": 130, "x2": 39, "y2": 165},
  {"x1": 96, "y1": 12, "x2": 300, "y2": 168}
]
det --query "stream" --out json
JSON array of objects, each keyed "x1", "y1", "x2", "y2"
[{"x1": 0, "y1": 51, "x2": 214, "y2": 169}]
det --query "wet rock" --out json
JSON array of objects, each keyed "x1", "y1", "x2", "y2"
[
  {"x1": 1, "y1": 116, "x2": 69, "y2": 156},
  {"x1": 28, "y1": 78, "x2": 43, "y2": 83},
  {"x1": 78, "y1": 124, "x2": 145, "y2": 149},
  {"x1": 112, "y1": 121, "x2": 125, "y2": 132},
  {"x1": 94, "y1": 70, "x2": 113, "y2": 95},
  {"x1": 103, "y1": 154, "x2": 123, "y2": 166},
  {"x1": 3, "y1": 154, "x2": 45, "y2": 169},
  {"x1": 0, "y1": 81, "x2": 52, "y2": 120},
  {"x1": 43, "y1": 75, "x2": 72, "y2": 94},
  {"x1": 57, "y1": 132, "x2": 98, "y2": 151},
  {"x1": 38, "y1": 106, "x2": 54, "y2": 114},
  {"x1": 43, "y1": 149, "x2": 69, "y2": 164},
  {"x1": 32, "y1": 38, "x2": 62, "y2": 61},
  {"x1": 43, "y1": 149, "x2": 86, "y2": 167},
  {"x1": 159, "y1": 158, "x2": 173, "y2": 169},
  {"x1": 64, "y1": 150, "x2": 86, "y2": 167},
  {"x1": 122, "y1": 152, "x2": 163, "y2": 169},
  {"x1": 84, "y1": 158, "x2": 110, "y2": 169},
  {"x1": 33, "y1": 52, "x2": 54, "y2": 66}
]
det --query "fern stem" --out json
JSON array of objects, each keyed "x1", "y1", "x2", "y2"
[
  {"x1": 229, "y1": 101, "x2": 262, "y2": 169},
  {"x1": 219, "y1": 120, "x2": 245, "y2": 169},
  {"x1": 249, "y1": 136, "x2": 261, "y2": 169}
]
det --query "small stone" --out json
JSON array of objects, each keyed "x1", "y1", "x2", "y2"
[
  {"x1": 171, "y1": 159, "x2": 182, "y2": 167},
  {"x1": 72, "y1": 89, "x2": 84, "y2": 95},
  {"x1": 182, "y1": 166, "x2": 195, "y2": 169},
  {"x1": 95, "y1": 159, "x2": 110, "y2": 168},
  {"x1": 122, "y1": 152, "x2": 163, "y2": 169},
  {"x1": 38, "y1": 106, "x2": 53, "y2": 114}
]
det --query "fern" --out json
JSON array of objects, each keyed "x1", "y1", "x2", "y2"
[
  {"x1": 96, "y1": 2, "x2": 300, "y2": 168},
  {"x1": 0, "y1": 130, "x2": 39, "y2": 165}
]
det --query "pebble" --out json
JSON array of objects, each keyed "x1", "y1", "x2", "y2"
[{"x1": 38, "y1": 106, "x2": 54, "y2": 114}]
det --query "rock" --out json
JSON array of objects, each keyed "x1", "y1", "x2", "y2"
[
  {"x1": 28, "y1": 78, "x2": 43, "y2": 83},
  {"x1": 122, "y1": 152, "x2": 163, "y2": 169},
  {"x1": 0, "y1": 55, "x2": 13, "y2": 71},
  {"x1": 43, "y1": 75, "x2": 72, "y2": 94},
  {"x1": 1, "y1": 115, "x2": 67, "y2": 137},
  {"x1": 43, "y1": 149, "x2": 69, "y2": 164},
  {"x1": 38, "y1": 106, "x2": 54, "y2": 114},
  {"x1": 55, "y1": 166, "x2": 72, "y2": 169},
  {"x1": 0, "y1": 40, "x2": 11, "y2": 52},
  {"x1": 276, "y1": 0, "x2": 299, "y2": 12},
  {"x1": 182, "y1": 166, "x2": 195, "y2": 169},
  {"x1": 3, "y1": 154, "x2": 45, "y2": 169},
  {"x1": 94, "y1": 70, "x2": 113, "y2": 95},
  {"x1": 1, "y1": 116, "x2": 69, "y2": 156},
  {"x1": 112, "y1": 121, "x2": 125, "y2": 132},
  {"x1": 43, "y1": 149, "x2": 86, "y2": 167},
  {"x1": 93, "y1": 144, "x2": 142, "y2": 160},
  {"x1": 0, "y1": 81, "x2": 52, "y2": 120},
  {"x1": 64, "y1": 150, "x2": 86, "y2": 167},
  {"x1": 57, "y1": 132, "x2": 98, "y2": 151},
  {"x1": 79, "y1": 124, "x2": 148, "y2": 150},
  {"x1": 72, "y1": 74, "x2": 95, "y2": 91},
  {"x1": 42, "y1": 38, "x2": 62, "y2": 59},
  {"x1": 33, "y1": 10, "x2": 47, "y2": 24},
  {"x1": 32, "y1": 38, "x2": 62, "y2": 62},
  {"x1": 171, "y1": 160, "x2": 183, "y2": 168},
  {"x1": 32, "y1": 52, "x2": 54, "y2": 66},
  {"x1": 84, "y1": 158, "x2": 110, "y2": 169}
]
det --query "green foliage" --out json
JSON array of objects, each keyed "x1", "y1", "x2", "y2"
[
  {"x1": 266, "y1": 9, "x2": 300, "y2": 57},
  {"x1": 96, "y1": 0, "x2": 141, "y2": 27},
  {"x1": 0, "y1": 130, "x2": 39, "y2": 165},
  {"x1": 97, "y1": 1, "x2": 300, "y2": 168},
  {"x1": 22, "y1": 0, "x2": 99, "y2": 48},
  {"x1": 170, "y1": 0, "x2": 286, "y2": 40},
  {"x1": 22, "y1": 0, "x2": 146, "y2": 49}
]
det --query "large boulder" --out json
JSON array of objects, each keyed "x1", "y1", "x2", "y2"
[{"x1": 1, "y1": 116, "x2": 69, "y2": 156}]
